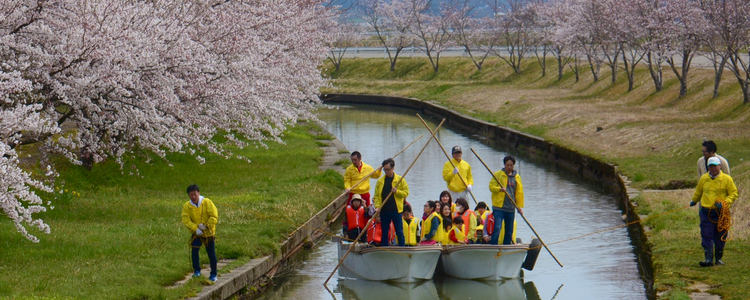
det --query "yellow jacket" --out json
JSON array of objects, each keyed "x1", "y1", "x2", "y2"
[
  {"x1": 181, "y1": 197, "x2": 218, "y2": 237},
  {"x1": 489, "y1": 170, "x2": 524, "y2": 209},
  {"x1": 373, "y1": 173, "x2": 409, "y2": 213},
  {"x1": 344, "y1": 162, "x2": 382, "y2": 194},
  {"x1": 692, "y1": 171, "x2": 738, "y2": 209},
  {"x1": 445, "y1": 225, "x2": 466, "y2": 245},
  {"x1": 403, "y1": 218, "x2": 419, "y2": 246},
  {"x1": 442, "y1": 158, "x2": 473, "y2": 193},
  {"x1": 421, "y1": 212, "x2": 442, "y2": 242}
]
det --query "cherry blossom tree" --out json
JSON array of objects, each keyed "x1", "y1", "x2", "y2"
[
  {"x1": 325, "y1": 18, "x2": 365, "y2": 71},
  {"x1": 409, "y1": 0, "x2": 455, "y2": 74},
  {"x1": 491, "y1": 0, "x2": 536, "y2": 74},
  {"x1": 361, "y1": 0, "x2": 416, "y2": 72},
  {"x1": 1, "y1": 0, "x2": 332, "y2": 242},
  {"x1": 451, "y1": 1, "x2": 495, "y2": 71}
]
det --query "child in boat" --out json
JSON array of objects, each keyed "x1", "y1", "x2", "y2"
[
  {"x1": 367, "y1": 214, "x2": 395, "y2": 246},
  {"x1": 344, "y1": 194, "x2": 367, "y2": 242},
  {"x1": 439, "y1": 217, "x2": 453, "y2": 245},
  {"x1": 482, "y1": 211, "x2": 517, "y2": 244},
  {"x1": 474, "y1": 201, "x2": 490, "y2": 226},
  {"x1": 453, "y1": 198, "x2": 477, "y2": 243},
  {"x1": 402, "y1": 204, "x2": 420, "y2": 246},
  {"x1": 420, "y1": 200, "x2": 442, "y2": 245},
  {"x1": 447, "y1": 216, "x2": 467, "y2": 245}
]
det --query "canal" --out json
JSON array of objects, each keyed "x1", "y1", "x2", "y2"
[{"x1": 255, "y1": 103, "x2": 646, "y2": 300}]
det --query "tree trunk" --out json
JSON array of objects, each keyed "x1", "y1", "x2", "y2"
[
  {"x1": 713, "y1": 56, "x2": 727, "y2": 98},
  {"x1": 647, "y1": 51, "x2": 663, "y2": 92},
  {"x1": 586, "y1": 54, "x2": 599, "y2": 82},
  {"x1": 557, "y1": 55, "x2": 564, "y2": 81}
]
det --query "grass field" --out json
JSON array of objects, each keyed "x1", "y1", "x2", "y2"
[
  {"x1": 0, "y1": 122, "x2": 342, "y2": 299},
  {"x1": 323, "y1": 56, "x2": 750, "y2": 299}
]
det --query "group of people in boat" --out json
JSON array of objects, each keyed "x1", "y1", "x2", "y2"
[{"x1": 342, "y1": 146, "x2": 524, "y2": 247}]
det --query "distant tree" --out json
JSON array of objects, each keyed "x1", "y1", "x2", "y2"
[
  {"x1": 659, "y1": 0, "x2": 703, "y2": 98},
  {"x1": 491, "y1": 0, "x2": 536, "y2": 74},
  {"x1": 1, "y1": 0, "x2": 332, "y2": 242},
  {"x1": 409, "y1": 0, "x2": 455, "y2": 74},
  {"x1": 451, "y1": 1, "x2": 495, "y2": 70},
  {"x1": 325, "y1": 18, "x2": 365, "y2": 71},
  {"x1": 361, "y1": 0, "x2": 416, "y2": 72}
]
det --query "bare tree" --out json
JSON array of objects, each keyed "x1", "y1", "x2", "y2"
[
  {"x1": 325, "y1": 18, "x2": 365, "y2": 71},
  {"x1": 452, "y1": 1, "x2": 495, "y2": 70},
  {"x1": 361, "y1": 0, "x2": 415, "y2": 72},
  {"x1": 409, "y1": 0, "x2": 455, "y2": 74}
]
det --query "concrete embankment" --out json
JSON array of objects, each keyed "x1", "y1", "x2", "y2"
[
  {"x1": 188, "y1": 122, "x2": 351, "y2": 300},
  {"x1": 321, "y1": 93, "x2": 656, "y2": 299}
]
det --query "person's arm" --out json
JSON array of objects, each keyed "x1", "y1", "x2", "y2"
[
  {"x1": 697, "y1": 157, "x2": 703, "y2": 177},
  {"x1": 726, "y1": 176, "x2": 739, "y2": 205},
  {"x1": 442, "y1": 161, "x2": 455, "y2": 182},
  {"x1": 721, "y1": 156, "x2": 730, "y2": 175},
  {"x1": 424, "y1": 217, "x2": 439, "y2": 240},
  {"x1": 181, "y1": 203, "x2": 198, "y2": 233},
  {"x1": 206, "y1": 199, "x2": 218, "y2": 232},
  {"x1": 515, "y1": 175, "x2": 524, "y2": 208},
  {"x1": 691, "y1": 176, "x2": 706, "y2": 204},
  {"x1": 370, "y1": 164, "x2": 382, "y2": 179},
  {"x1": 466, "y1": 163, "x2": 473, "y2": 186},
  {"x1": 489, "y1": 171, "x2": 505, "y2": 193},
  {"x1": 396, "y1": 177, "x2": 409, "y2": 199},
  {"x1": 468, "y1": 213, "x2": 477, "y2": 239},
  {"x1": 373, "y1": 179, "x2": 383, "y2": 208}
]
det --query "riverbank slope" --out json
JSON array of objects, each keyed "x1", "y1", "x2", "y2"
[{"x1": 322, "y1": 57, "x2": 750, "y2": 299}]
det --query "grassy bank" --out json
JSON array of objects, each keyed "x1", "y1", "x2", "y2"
[
  {"x1": 0, "y1": 122, "x2": 342, "y2": 299},
  {"x1": 323, "y1": 57, "x2": 750, "y2": 299}
]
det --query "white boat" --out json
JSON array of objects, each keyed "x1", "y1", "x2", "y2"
[
  {"x1": 336, "y1": 239, "x2": 443, "y2": 282},
  {"x1": 439, "y1": 277, "x2": 534, "y2": 300},
  {"x1": 337, "y1": 279, "x2": 438, "y2": 300},
  {"x1": 440, "y1": 238, "x2": 541, "y2": 280}
]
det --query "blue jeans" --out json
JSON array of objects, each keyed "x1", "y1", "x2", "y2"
[
  {"x1": 491, "y1": 208, "x2": 515, "y2": 245},
  {"x1": 191, "y1": 235, "x2": 217, "y2": 276},
  {"x1": 699, "y1": 207, "x2": 725, "y2": 261},
  {"x1": 380, "y1": 210, "x2": 405, "y2": 246}
]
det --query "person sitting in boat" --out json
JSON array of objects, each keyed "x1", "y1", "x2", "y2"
[
  {"x1": 420, "y1": 200, "x2": 442, "y2": 245},
  {"x1": 344, "y1": 194, "x2": 367, "y2": 243},
  {"x1": 439, "y1": 218, "x2": 453, "y2": 245},
  {"x1": 367, "y1": 214, "x2": 395, "y2": 246},
  {"x1": 474, "y1": 201, "x2": 490, "y2": 226},
  {"x1": 440, "y1": 203, "x2": 452, "y2": 222},
  {"x1": 447, "y1": 216, "x2": 467, "y2": 245},
  {"x1": 453, "y1": 198, "x2": 478, "y2": 244},
  {"x1": 402, "y1": 204, "x2": 420, "y2": 246},
  {"x1": 439, "y1": 190, "x2": 455, "y2": 214},
  {"x1": 482, "y1": 211, "x2": 517, "y2": 244}
]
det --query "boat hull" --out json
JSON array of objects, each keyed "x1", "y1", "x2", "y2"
[
  {"x1": 440, "y1": 244, "x2": 529, "y2": 280},
  {"x1": 337, "y1": 241, "x2": 442, "y2": 282}
]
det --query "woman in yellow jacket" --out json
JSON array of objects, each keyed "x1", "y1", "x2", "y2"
[
  {"x1": 420, "y1": 201, "x2": 442, "y2": 244},
  {"x1": 181, "y1": 184, "x2": 219, "y2": 282},
  {"x1": 488, "y1": 155, "x2": 524, "y2": 245}
]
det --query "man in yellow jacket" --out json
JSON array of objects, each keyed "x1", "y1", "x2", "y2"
[
  {"x1": 344, "y1": 151, "x2": 382, "y2": 206},
  {"x1": 374, "y1": 158, "x2": 409, "y2": 246},
  {"x1": 181, "y1": 184, "x2": 219, "y2": 282},
  {"x1": 690, "y1": 157, "x2": 738, "y2": 267},
  {"x1": 442, "y1": 146, "x2": 473, "y2": 201},
  {"x1": 488, "y1": 155, "x2": 524, "y2": 245}
]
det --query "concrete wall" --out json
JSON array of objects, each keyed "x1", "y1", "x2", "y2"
[{"x1": 320, "y1": 93, "x2": 655, "y2": 299}]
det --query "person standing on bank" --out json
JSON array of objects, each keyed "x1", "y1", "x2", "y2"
[
  {"x1": 690, "y1": 157, "x2": 738, "y2": 267},
  {"x1": 442, "y1": 146, "x2": 474, "y2": 201},
  {"x1": 489, "y1": 155, "x2": 524, "y2": 245},
  {"x1": 181, "y1": 184, "x2": 219, "y2": 282},
  {"x1": 374, "y1": 158, "x2": 409, "y2": 246},
  {"x1": 697, "y1": 140, "x2": 730, "y2": 177},
  {"x1": 345, "y1": 151, "x2": 382, "y2": 206}
]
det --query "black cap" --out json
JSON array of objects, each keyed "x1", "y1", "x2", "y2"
[{"x1": 452, "y1": 146, "x2": 462, "y2": 154}]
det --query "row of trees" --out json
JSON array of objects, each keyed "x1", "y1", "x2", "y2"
[
  {"x1": 1, "y1": 0, "x2": 333, "y2": 242},
  {"x1": 327, "y1": 0, "x2": 750, "y2": 103}
]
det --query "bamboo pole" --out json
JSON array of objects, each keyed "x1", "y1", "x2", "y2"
[
  {"x1": 470, "y1": 148, "x2": 564, "y2": 268},
  {"x1": 324, "y1": 119, "x2": 446, "y2": 286},
  {"x1": 416, "y1": 114, "x2": 478, "y2": 205},
  {"x1": 288, "y1": 134, "x2": 423, "y2": 238}
]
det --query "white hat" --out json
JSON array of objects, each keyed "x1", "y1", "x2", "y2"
[
  {"x1": 707, "y1": 157, "x2": 721, "y2": 166},
  {"x1": 351, "y1": 194, "x2": 363, "y2": 202}
]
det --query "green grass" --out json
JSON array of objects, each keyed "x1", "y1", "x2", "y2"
[{"x1": 0, "y1": 124, "x2": 342, "y2": 299}]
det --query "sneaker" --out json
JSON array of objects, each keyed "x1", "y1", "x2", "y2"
[
  {"x1": 715, "y1": 260, "x2": 725, "y2": 265},
  {"x1": 699, "y1": 260, "x2": 714, "y2": 267},
  {"x1": 209, "y1": 275, "x2": 217, "y2": 282}
]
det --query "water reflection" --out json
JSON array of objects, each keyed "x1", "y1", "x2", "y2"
[{"x1": 336, "y1": 278, "x2": 546, "y2": 300}]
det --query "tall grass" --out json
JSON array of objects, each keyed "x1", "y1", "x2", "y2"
[{"x1": 0, "y1": 123, "x2": 342, "y2": 299}]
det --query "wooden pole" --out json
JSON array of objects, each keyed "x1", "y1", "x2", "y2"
[
  {"x1": 324, "y1": 119, "x2": 446, "y2": 286},
  {"x1": 288, "y1": 134, "x2": 424, "y2": 238},
  {"x1": 416, "y1": 114, "x2": 478, "y2": 205},
  {"x1": 470, "y1": 148, "x2": 564, "y2": 268}
]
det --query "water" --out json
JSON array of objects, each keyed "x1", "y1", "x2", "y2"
[{"x1": 255, "y1": 104, "x2": 646, "y2": 300}]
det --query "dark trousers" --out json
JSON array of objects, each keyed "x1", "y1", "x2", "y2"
[
  {"x1": 191, "y1": 236, "x2": 217, "y2": 276},
  {"x1": 491, "y1": 208, "x2": 515, "y2": 245},
  {"x1": 347, "y1": 228, "x2": 367, "y2": 242},
  {"x1": 380, "y1": 210, "x2": 404, "y2": 246},
  {"x1": 699, "y1": 208, "x2": 726, "y2": 261}
]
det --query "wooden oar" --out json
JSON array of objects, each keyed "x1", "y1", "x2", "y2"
[
  {"x1": 416, "y1": 114, "x2": 478, "y2": 205},
  {"x1": 470, "y1": 148, "x2": 564, "y2": 268},
  {"x1": 288, "y1": 135, "x2": 423, "y2": 238},
  {"x1": 323, "y1": 119, "x2": 446, "y2": 286}
]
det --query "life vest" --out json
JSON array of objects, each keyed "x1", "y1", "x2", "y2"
[
  {"x1": 420, "y1": 212, "x2": 442, "y2": 242},
  {"x1": 367, "y1": 221, "x2": 395, "y2": 244},
  {"x1": 447, "y1": 225, "x2": 466, "y2": 244},
  {"x1": 476, "y1": 210, "x2": 490, "y2": 225},
  {"x1": 485, "y1": 213, "x2": 517, "y2": 244},
  {"x1": 346, "y1": 205, "x2": 366, "y2": 230},
  {"x1": 403, "y1": 218, "x2": 419, "y2": 246},
  {"x1": 453, "y1": 209, "x2": 475, "y2": 240}
]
